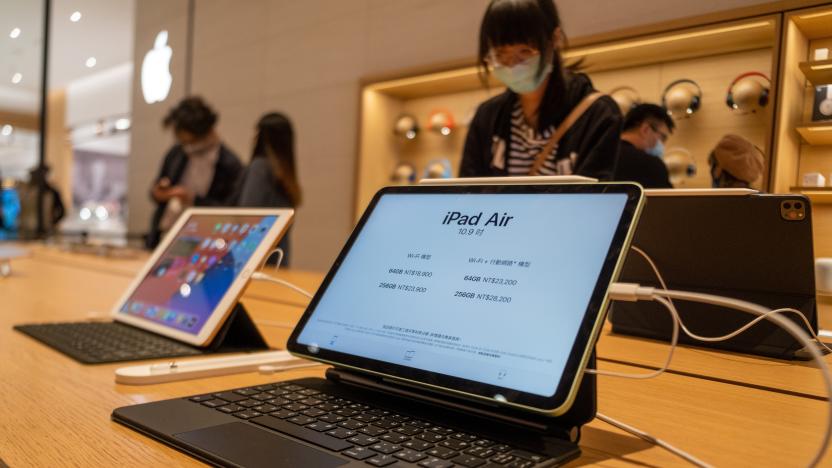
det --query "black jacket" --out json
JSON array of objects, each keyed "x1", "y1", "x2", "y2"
[
  {"x1": 460, "y1": 72, "x2": 622, "y2": 180},
  {"x1": 146, "y1": 143, "x2": 243, "y2": 248},
  {"x1": 614, "y1": 140, "x2": 673, "y2": 189}
]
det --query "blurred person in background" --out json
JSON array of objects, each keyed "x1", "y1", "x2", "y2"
[
  {"x1": 709, "y1": 134, "x2": 765, "y2": 189},
  {"x1": 615, "y1": 103, "x2": 674, "y2": 188},
  {"x1": 460, "y1": 0, "x2": 621, "y2": 180},
  {"x1": 147, "y1": 96, "x2": 242, "y2": 248},
  {"x1": 236, "y1": 112, "x2": 302, "y2": 266}
]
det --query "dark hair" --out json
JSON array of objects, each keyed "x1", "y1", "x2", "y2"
[
  {"x1": 622, "y1": 103, "x2": 675, "y2": 133},
  {"x1": 253, "y1": 112, "x2": 302, "y2": 207},
  {"x1": 162, "y1": 96, "x2": 218, "y2": 137},
  {"x1": 478, "y1": 0, "x2": 570, "y2": 131}
]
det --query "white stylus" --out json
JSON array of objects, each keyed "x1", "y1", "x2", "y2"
[{"x1": 114, "y1": 350, "x2": 321, "y2": 385}]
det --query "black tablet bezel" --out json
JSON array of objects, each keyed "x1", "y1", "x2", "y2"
[{"x1": 287, "y1": 183, "x2": 642, "y2": 412}]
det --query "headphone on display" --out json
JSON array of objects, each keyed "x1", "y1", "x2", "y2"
[
  {"x1": 390, "y1": 162, "x2": 417, "y2": 185},
  {"x1": 662, "y1": 79, "x2": 703, "y2": 118},
  {"x1": 662, "y1": 147, "x2": 697, "y2": 187},
  {"x1": 609, "y1": 86, "x2": 642, "y2": 115},
  {"x1": 726, "y1": 72, "x2": 770, "y2": 113},
  {"x1": 423, "y1": 158, "x2": 453, "y2": 180},
  {"x1": 820, "y1": 85, "x2": 832, "y2": 118},
  {"x1": 393, "y1": 114, "x2": 420, "y2": 140},
  {"x1": 427, "y1": 110, "x2": 456, "y2": 136}
]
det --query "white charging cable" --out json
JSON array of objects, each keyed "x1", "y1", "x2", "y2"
[
  {"x1": 595, "y1": 246, "x2": 832, "y2": 468},
  {"x1": 251, "y1": 271, "x2": 314, "y2": 299}
]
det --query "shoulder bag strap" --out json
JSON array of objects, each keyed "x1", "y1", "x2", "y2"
[{"x1": 529, "y1": 92, "x2": 604, "y2": 176}]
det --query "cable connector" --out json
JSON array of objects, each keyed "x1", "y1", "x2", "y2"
[{"x1": 608, "y1": 282, "x2": 655, "y2": 302}]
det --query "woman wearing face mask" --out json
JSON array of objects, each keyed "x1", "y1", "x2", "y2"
[
  {"x1": 236, "y1": 112, "x2": 302, "y2": 266},
  {"x1": 460, "y1": 0, "x2": 621, "y2": 180}
]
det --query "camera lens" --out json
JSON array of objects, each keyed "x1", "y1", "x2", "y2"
[
  {"x1": 795, "y1": 202, "x2": 803, "y2": 210},
  {"x1": 784, "y1": 202, "x2": 792, "y2": 210}
]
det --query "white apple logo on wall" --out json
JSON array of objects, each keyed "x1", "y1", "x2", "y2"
[{"x1": 141, "y1": 30, "x2": 173, "y2": 104}]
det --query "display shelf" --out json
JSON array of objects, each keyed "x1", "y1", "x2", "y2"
[
  {"x1": 799, "y1": 59, "x2": 832, "y2": 86},
  {"x1": 796, "y1": 122, "x2": 832, "y2": 145},
  {"x1": 789, "y1": 186, "x2": 832, "y2": 204}
]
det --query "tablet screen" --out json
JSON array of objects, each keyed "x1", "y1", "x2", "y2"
[
  {"x1": 118, "y1": 214, "x2": 277, "y2": 335},
  {"x1": 289, "y1": 184, "x2": 641, "y2": 411}
]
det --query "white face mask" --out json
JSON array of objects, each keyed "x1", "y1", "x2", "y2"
[
  {"x1": 492, "y1": 55, "x2": 553, "y2": 94},
  {"x1": 647, "y1": 139, "x2": 664, "y2": 158}
]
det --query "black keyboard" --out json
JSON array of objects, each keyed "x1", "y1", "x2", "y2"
[
  {"x1": 14, "y1": 321, "x2": 204, "y2": 364},
  {"x1": 188, "y1": 381, "x2": 550, "y2": 468}
]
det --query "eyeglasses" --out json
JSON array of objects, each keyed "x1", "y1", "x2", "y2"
[
  {"x1": 487, "y1": 46, "x2": 540, "y2": 68},
  {"x1": 649, "y1": 124, "x2": 670, "y2": 143}
]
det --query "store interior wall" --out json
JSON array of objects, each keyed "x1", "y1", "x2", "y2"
[{"x1": 127, "y1": 0, "x2": 781, "y2": 270}]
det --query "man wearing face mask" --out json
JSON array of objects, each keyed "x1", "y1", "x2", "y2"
[
  {"x1": 146, "y1": 96, "x2": 243, "y2": 249},
  {"x1": 461, "y1": 0, "x2": 622, "y2": 180},
  {"x1": 614, "y1": 103, "x2": 674, "y2": 188}
]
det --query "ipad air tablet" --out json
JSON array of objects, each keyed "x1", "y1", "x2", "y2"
[
  {"x1": 287, "y1": 183, "x2": 642, "y2": 415},
  {"x1": 114, "y1": 208, "x2": 293, "y2": 346}
]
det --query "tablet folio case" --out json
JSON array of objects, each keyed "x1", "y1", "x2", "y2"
[{"x1": 610, "y1": 194, "x2": 817, "y2": 360}]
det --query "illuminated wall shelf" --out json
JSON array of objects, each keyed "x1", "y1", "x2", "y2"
[
  {"x1": 790, "y1": 186, "x2": 832, "y2": 205},
  {"x1": 799, "y1": 59, "x2": 832, "y2": 85},
  {"x1": 796, "y1": 122, "x2": 832, "y2": 145}
]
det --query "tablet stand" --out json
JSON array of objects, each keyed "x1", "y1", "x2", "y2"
[
  {"x1": 205, "y1": 302, "x2": 270, "y2": 352},
  {"x1": 326, "y1": 351, "x2": 597, "y2": 444}
]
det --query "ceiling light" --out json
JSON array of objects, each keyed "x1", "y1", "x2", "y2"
[
  {"x1": 70, "y1": 11, "x2": 82, "y2": 22},
  {"x1": 1, "y1": 125, "x2": 12, "y2": 137},
  {"x1": 9, "y1": 28, "x2": 20, "y2": 39},
  {"x1": 11, "y1": 73, "x2": 22, "y2": 84},
  {"x1": 85, "y1": 57, "x2": 97, "y2": 68}
]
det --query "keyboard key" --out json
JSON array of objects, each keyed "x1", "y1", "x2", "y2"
[
  {"x1": 452, "y1": 433, "x2": 478, "y2": 442},
  {"x1": 326, "y1": 428, "x2": 357, "y2": 439},
  {"x1": 288, "y1": 415, "x2": 316, "y2": 426},
  {"x1": 426, "y1": 446, "x2": 458, "y2": 459},
  {"x1": 403, "y1": 439, "x2": 434, "y2": 451},
  {"x1": 284, "y1": 393, "x2": 306, "y2": 401},
  {"x1": 509, "y1": 450, "x2": 547, "y2": 463},
  {"x1": 474, "y1": 439, "x2": 495, "y2": 448},
  {"x1": 234, "y1": 388, "x2": 259, "y2": 396},
  {"x1": 237, "y1": 399, "x2": 260, "y2": 408},
  {"x1": 335, "y1": 408, "x2": 361, "y2": 417},
  {"x1": 466, "y1": 447, "x2": 496, "y2": 459},
  {"x1": 283, "y1": 403, "x2": 309, "y2": 412},
  {"x1": 317, "y1": 402, "x2": 340, "y2": 412},
  {"x1": 217, "y1": 404, "x2": 244, "y2": 414},
  {"x1": 490, "y1": 453, "x2": 515, "y2": 464},
  {"x1": 267, "y1": 397, "x2": 290, "y2": 406},
  {"x1": 370, "y1": 442, "x2": 401, "y2": 455},
  {"x1": 338, "y1": 419, "x2": 366, "y2": 430},
  {"x1": 380, "y1": 433, "x2": 409, "y2": 444},
  {"x1": 251, "y1": 416, "x2": 353, "y2": 452},
  {"x1": 319, "y1": 414, "x2": 346, "y2": 424},
  {"x1": 301, "y1": 398, "x2": 323, "y2": 406},
  {"x1": 410, "y1": 420, "x2": 433, "y2": 428},
  {"x1": 441, "y1": 438, "x2": 470, "y2": 451},
  {"x1": 506, "y1": 460, "x2": 535, "y2": 468},
  {"x1": 189, "y1": 395, "x2": 213, "y2": 402},
  {"x1": 343, "y1": 446, "x2": 376, "y2": 460},
  {"x1": 348, "y1": 434, "x2": 380, "y2": 446},
  {"x1": 302, "y1": 408, "x2": 327, "y2": 418},
  {"x1": 366, "y1": 454, "x2": 398, "y2": 467},
  {"x1": 283, "y1": 384, "x2": 304, "y2": 391},
  {"x1": 268, "y1": 389, "x2": 289, "y2": 397},
  {"x1": 354, "y1": 414, "x2": 379, "y2": 423},
  {"x1": 394, "y1": 449, "x2": 427, "y2": 463},
  {"x1": 233, "y1": 410, "x2": 262, "y2": 420},
  {"x1": 359, "y1": 425, "x2": 387, "y2": 437},
  {"x1": 252, "y1": 393, "x2": 272, "y2": 401},
  {"x1": 200, "y1": 399, "x2": 227, "y2": 408},
  {"x1": 417, "y1": 432, "x2": 446, "y2": 443},
  {"x1": 306, "y1": 422, "x2": 336, "y2": 432},
  {"x1": 374, "y1": 418, "x2": 400, "y2": 429},
  {"x1": 452, "y1": 454, "x2": 486, "y2": 467},
  {"x1": 254, "y1": 384, "x2": 275, "y2": 391},
  {"x1": 272, "y1": 409, "x2": 298, "y2": 419},
  {"x1": 252, "y1": 404, "x2": 278, "y2": 414},
  {"x1": 428, "y1": 426, "x2": 454, "y2": 435},
  {"x1": 213, "y1": 392, "x2": 246, "y2": 403},
  {"x1": 491, "y1": 444, "x2": 511, "y2": 453},
  {"x1": 394, "y1": 425, "x2": 423, "y2": 436},
  {"x1": 419, "y1": 458, "x2": 455, "y2": 468},
  {"x1": 299, "y1": 388, "x2": 320, "y2": 396}
]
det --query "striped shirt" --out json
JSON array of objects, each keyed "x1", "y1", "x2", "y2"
[{"x1": 507, "y1": 101, "x2": 572, "y2": 176}]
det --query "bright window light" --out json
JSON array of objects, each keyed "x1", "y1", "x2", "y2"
[
  {"x1": 11, "y1": 73, "x2": 22, "y2": 84},
  {"x1": 70, "y1": 11, "x2": 82, "y2": 22},
  {"x1": 9, "y1": 28, "x2": 20, "y2": 39},
  {"x1": 114, "y1": 118, "x2": 131, "y2": 131},
  {"x1": 1, "y1": 125, "x2": 12, "y2": 137},
  {"x1": 85, "y1": 57, "x2": 97, "y2": 68}
]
